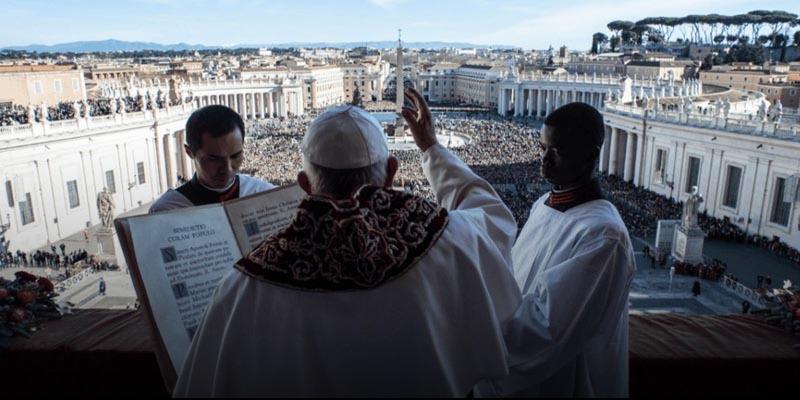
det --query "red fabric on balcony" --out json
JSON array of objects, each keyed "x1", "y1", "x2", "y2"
[{"x1": 4, "y1": 310, "x2": 798, "y2": 397}]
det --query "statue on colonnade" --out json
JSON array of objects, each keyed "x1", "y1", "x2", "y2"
[
  {"x1": 682, "y1": 186, "x2": 704, "y2": 230},
  {"x1": 97, "y1": 187, "x2": 115, "y2": 231}
]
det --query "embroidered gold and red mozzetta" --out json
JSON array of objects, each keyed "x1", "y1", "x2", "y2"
[{"x1": 235, "y1": 185, "x2": 449, "y2": 291}]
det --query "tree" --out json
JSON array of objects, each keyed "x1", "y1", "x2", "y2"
[
  {"x1": 745, "y1": 11, "x2": 767, "y2": 43},
  {"x1": 794, "y1": 30, "x2": 800, "y2": 46},
  {"x1": 713, "y1": 34, "x2": 726, "y2": 46},
  {"x1": 609, "y1": 36, "x2": 621, "y2": 52},
  {"x1": 726, "y1": 43, "x2": 766, "y2": 63},
  {"x1": 648, "y1": 33, "x2": 664, "y2": 45},
  {"x1": 637, "y1": 17, "x2": 680, "y2": 43},
  {"x1": 607, "y1": 20, "x2": 635, "y2": 48},
  {"x1": 631, "y1": 24, "x2": 650, "y2": 46},
  {"x1": 591, "y1": 32, "x2": 608, "y2": 54}
]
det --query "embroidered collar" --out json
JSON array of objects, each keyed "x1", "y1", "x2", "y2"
[
  {"x1": 176, "y1": 174, "x2": 240, "y2": 206},
  {"x1": 545, "y1": 179, "x2": 605, "y2": 212},
  {"x1": 235, "y1": 185, "x2": 449, "y2": 291}
]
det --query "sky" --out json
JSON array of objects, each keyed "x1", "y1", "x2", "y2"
[{"x1": 1, "y1": 0, "x2": 797, "y2": 50}]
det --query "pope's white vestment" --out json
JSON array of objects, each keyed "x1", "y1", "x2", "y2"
[{"x1": 173, "y1": 144, "x2": 522, "y2": 397}]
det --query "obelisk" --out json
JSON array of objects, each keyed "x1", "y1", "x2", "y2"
[{"x1": 395, "y1": 29, "x2": 405, "y2": 136}]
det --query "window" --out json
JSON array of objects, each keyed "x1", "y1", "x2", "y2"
[
  {"x1": 4, "y1": 180, "x2": 13, "y2": 207},
  {"x1": 722, "y1": 166, "x2": 743, "y2": 209},
  {"x1": 54, "y1": 79, "x2": 62, "y2": 93},
  {"x1": 654, "y1": 149, "x2": 667, "y2": 184},
  {"x1": 770, "y1": 177, "x2": 791, "y2": 226},
  {"x1": 685, "y1": 157, "x2": 701, "y2": 193},
  {"x1": 66, "y1": 180, "x2": 80, "y2": 209},
  {"x1": 33, "y1": 81, "x2": 43, "y2": 95},
  {"x1": 137, "y1": 162, "x2": 146, "y2": 184},
  {"x1": 105, "y1": 170, "x2": 116, "y2": 194},
  {"x1": 19, "y1": 193, "x2": 34, "y2": 225},
  {"x1": 72, "y1": 78, "x2": 80, "y2": 91}
]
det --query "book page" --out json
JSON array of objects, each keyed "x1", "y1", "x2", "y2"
[
  {"x1": 224, "y1": 184, "x2": 305, "y2": 254},
  {"x1": 125, "y1": 204, "x2": 241, "y2": 379}
]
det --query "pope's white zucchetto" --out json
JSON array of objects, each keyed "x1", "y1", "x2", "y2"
[{"x1": 302, "y1": 106, "x2": 389, "y2": 169}]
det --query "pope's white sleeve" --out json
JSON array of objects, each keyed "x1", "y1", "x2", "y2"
[
  {"x1": 421, "y1": 144, "x2": 517, "y2": 267},
  {"x1": 484, "y1": 235, "x2": 634, "y2": 396}
]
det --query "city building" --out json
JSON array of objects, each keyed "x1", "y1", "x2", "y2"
[
  {"x1": 0, "y1": 64, "x2": 87, "y2": 106},
  {"x1": 626, "y1": 60, "x2": 695, "y2": 81},
  {"x1": 602, "y1": 92, "x2": 799, "y2": 249},
  {"x1": 341, "y1": 61, "x2": 389, "y2": 103},
  {"x1": 699, "y1": 66, "x2": 799, "y2": 110},
  {"x1": 293, "y1": 65, "x2": 345, "y2": 109}
]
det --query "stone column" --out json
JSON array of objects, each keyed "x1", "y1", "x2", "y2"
[
  {"x1": 624, "y1": 131, "x2": 636, "y2": 181},
  {"x1": 514, "y1": 87, "x2": 523, "y2": 116},
  {"x1": 153, "y1": 132, "x2": 166, "y2": 194},
  {"x1": 497, "y1": 89, "x2": 506, "y2": 115},
  {"x1": 250, "y1": 93, "x2": 257, "y2": 119},
  {"x1": 608, "y1": 127, "x2": 619, "y2": 176},
  {"x1": 167, "y1": 133, "x2": 179, "y2": 189},
  {"x1": 527, "y1": 89, "x2": 533, "y2": 116},
  {"x1": 279, "y1": 92, "x2": 287, "y2": 117},
  {"x1": 633, "y1": 132, "x2": 645, "y2": 185},
  {"x1": 598, "y1": 128, "x2": 609, "y2": 173},
  {"x1": 266, "y1": 92, "x2": 274, "y2": 118},
  {"x1": 536, "y1": 89, "x2": 543, "y2": 118}
]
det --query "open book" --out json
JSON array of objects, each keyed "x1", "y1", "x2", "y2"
[{"x1": 115, "y1": 184, "x2": 305, "y2": 392}]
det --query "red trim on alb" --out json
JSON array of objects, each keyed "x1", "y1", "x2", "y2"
[
  {"x1": 218, "y1": 179, "x2": 240, "y2": 202},
  {"x1": 549, "y1": 191, "x2": 578, "y2": 207}
]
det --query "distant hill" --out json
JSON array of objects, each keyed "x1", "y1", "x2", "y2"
[
  {"x1": 2, "y1": 39, "x2": 212, "y2": 53},
  {"x1": 2, "y1": 39, "x2": 514, "y2": 53}
]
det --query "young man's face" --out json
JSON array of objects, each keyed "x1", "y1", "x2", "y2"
[
  {"x1": 186, "y1": 129, "x2": 244, "y2": 189},
  {"x1": 539, "y1": 124, "x2": 595, "y2": 188}
]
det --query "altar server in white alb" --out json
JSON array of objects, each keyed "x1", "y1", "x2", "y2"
[
  {"x1": 174, "y1": 87, "x2": 522, "y2": 397},
  {"x1": 149, "y1": 105, "x2": 274, "y2": 213},
  {"x1": 477, "y1": 102, "x2": 636, "y2": 397}
]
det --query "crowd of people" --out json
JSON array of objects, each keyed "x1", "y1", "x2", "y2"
[
  {"x1": 672, "y1": 258, "x2": 728, "y2": 281},
  {"x1": 0, "y1": 244, "x2": 116, "y2": 286},
  {"x1": 0, "y1": 94, "x2": 173, "y2": 126},
  {"x1": 0, "y1": 104, "x2": 30, "y2": 125},
  {"x1": 2, "y1": 108, "x2": 798, "y2": 281},
  {"x1": 240, "y1": 111, "x2": 800, "y2": 268},
  {"x1": 264, "y1": 98, "x2": 800, "y2": 294}
]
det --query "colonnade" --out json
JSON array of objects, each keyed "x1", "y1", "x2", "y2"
[
  {"x1": 194, "y1": 90, "x2": 301, "y2": 119},
  {"x1": 598, "y1": 125, "x2": 647, "y2": 185},
  {"x1": 497, "y1": 87, "x2": 608, "y2": 118}
]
